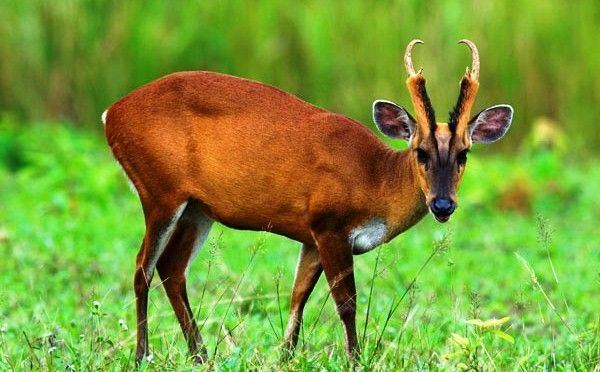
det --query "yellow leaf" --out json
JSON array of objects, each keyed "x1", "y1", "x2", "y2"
[
  {"x1": 442, "y1": 351, "x2": 464, "y2": 360},
  {"x1": 465, "y1": 318, "x2": 485, "y2": 326},
  {"x1": 490, "y1": 329, "x2": 515, "y2": 344},
  {"x1": 465, "y1": 317, "x2": 511, "y2": 329},
  {"x1": 451, "y1": 333, "x2": 469, "y2": 347}
]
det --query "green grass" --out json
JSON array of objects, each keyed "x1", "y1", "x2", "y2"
[
  {"x1": 1, "y1": 0, "x2": 599, "y2": 151},
  {"x1": 0, "y1": 120, "x2": 598, "y2": 370},
  {"x1": 1, "y1": 2, "x2": 598, "y2": 369}
]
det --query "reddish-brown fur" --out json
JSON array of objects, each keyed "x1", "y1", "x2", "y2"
[
  {"x1": 105, "y1": 71, "x2": 427, "y2": 362},
  {"x1": 104, "y1": 40, "x2": 512, "y2": 363}
]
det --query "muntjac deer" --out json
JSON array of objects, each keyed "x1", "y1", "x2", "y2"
[{"x1": 103, "y1": 39, "x2": 513, "y2": 363}]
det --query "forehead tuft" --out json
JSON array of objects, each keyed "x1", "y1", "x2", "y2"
[
  {"x1": 435, "y1": 123, "x2": 452, "y2": 144},
  {"x1": 434, "y1": 123, "x2": 452, "y2": 161}
]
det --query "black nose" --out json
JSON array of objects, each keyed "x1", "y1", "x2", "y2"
[{"x1": 431, "y1": 198, "x2": 455, "y2": 216}]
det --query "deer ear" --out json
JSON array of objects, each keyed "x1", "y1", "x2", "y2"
[
  {"x1": 372, "y1": 100, "x2": 416, "y2": 141},
  {"x1": 469, "y1": 105, "x2": 513, "y2": 143}
]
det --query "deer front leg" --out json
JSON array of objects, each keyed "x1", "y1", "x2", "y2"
[{"x1": 313, "y1": 232, "x2": 359, "y2": 358}]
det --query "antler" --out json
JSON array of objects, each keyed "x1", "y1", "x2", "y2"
[
  {"x1": 458, "y1": 39, "x2": 479, "y2": 80},
  {"x1": 449, "y1": 39, "x2": 480, "y2": 135},
  {"x1": 404, "y1": 39, "x2": 424, "y2": 76},
  {"x1": 404, "y1": 39, "x2": 436, "y2": 135}
]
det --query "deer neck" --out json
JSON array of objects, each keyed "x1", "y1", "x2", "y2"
[{"x1": 379, "y1": 148, "x2": 428, "y2": 239}]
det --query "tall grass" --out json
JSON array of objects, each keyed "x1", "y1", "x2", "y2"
[
  {"x1": 1, "y1": 0, "x2": 598, "y2": 151},
  {"x1": 0, "y1": 119, "x2": 598, "y2": 368}
]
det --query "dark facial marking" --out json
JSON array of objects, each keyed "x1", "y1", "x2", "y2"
[
  {"x1": 448, "y1": 77, "x2": 470, "y2": 133},
  {"x1": 414, "y1": 76, "x2": 437, "y2": 132},
  {"x1": 416, "y1": 148, "x2": 429, "y2": 166},
  {"x1": 457, "y1": 148, "x2": 468, "y2": 166}
]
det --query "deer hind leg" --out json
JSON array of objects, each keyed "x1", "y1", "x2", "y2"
[
  {"x1": 134, "y1": 200, "x2": 188, "y2": 364},
  {"x1": 283, "y1": 243, "x2": 322, "y2": 357},
  {"x1": 156, "y1": 201, "x2": 213, "y2": 363}
]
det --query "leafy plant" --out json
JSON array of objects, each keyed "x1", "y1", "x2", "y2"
[{"x1": 443, "y1": 316, "x2": 514, "y2": 370}]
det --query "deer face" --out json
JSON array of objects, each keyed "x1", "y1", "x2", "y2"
[{"x1": 373, "y1": 40, "x2": 513, "y2": 222}]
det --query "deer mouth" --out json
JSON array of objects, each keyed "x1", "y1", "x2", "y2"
[{"x1": 430, "y1": 209, "x2": 452, "y2": 223}]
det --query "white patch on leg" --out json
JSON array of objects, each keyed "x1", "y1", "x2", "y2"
[
  {"x1": 101, "y1": 109, "x2": 108, "y2": 126},
  {"x1": 349, "y1": 218, "x2": 388, "y2": 254},
  {"x1": 292, "y1": 245, "x2": 306, "y2": 284},
  {"x1": 146, "y1": 202, "x2": 188, "y2": 276},
  {"x1": 284, "y1": 310, "x2": 299, "y2": 340},
  {"x1": 185, "y1": 213, "x2": 213, "y2": 275}
]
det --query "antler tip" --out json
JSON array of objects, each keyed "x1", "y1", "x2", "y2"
[
  {"x1": 458, "y1": 39, "x2": 479, "y2": 80},
  {"x1": 405, "y1": 39, "x2": 424, "y2": 76}
]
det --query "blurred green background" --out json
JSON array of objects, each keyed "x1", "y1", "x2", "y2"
[
  {"x1": 0, "y1": 1, "x2": 599, "y2": 369},
  {"x1": 1, "y1": 0, "x2": 598, "y2": 152}
]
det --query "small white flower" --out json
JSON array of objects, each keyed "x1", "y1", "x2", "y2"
[
  {"x1": 118, "y1": 319, "x2": 128, "y2": 332},
  {"x1": 48, "y1": 346, "x2": 57, "y2": 354},
  {"x1": 146, "y1": 353, "x2": 154, "y2": 363}
]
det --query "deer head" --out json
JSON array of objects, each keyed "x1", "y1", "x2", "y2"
[{"x1": 373, "y1": 39, "x2": 513, "y2": 222}]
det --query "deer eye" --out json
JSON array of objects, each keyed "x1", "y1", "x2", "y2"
[
  {"x1": 416, "y1": 148, "x2": 429, "y2": 164},
  {"x1": 457, "y1": 149, "x2": 469, "y2": 166}
]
